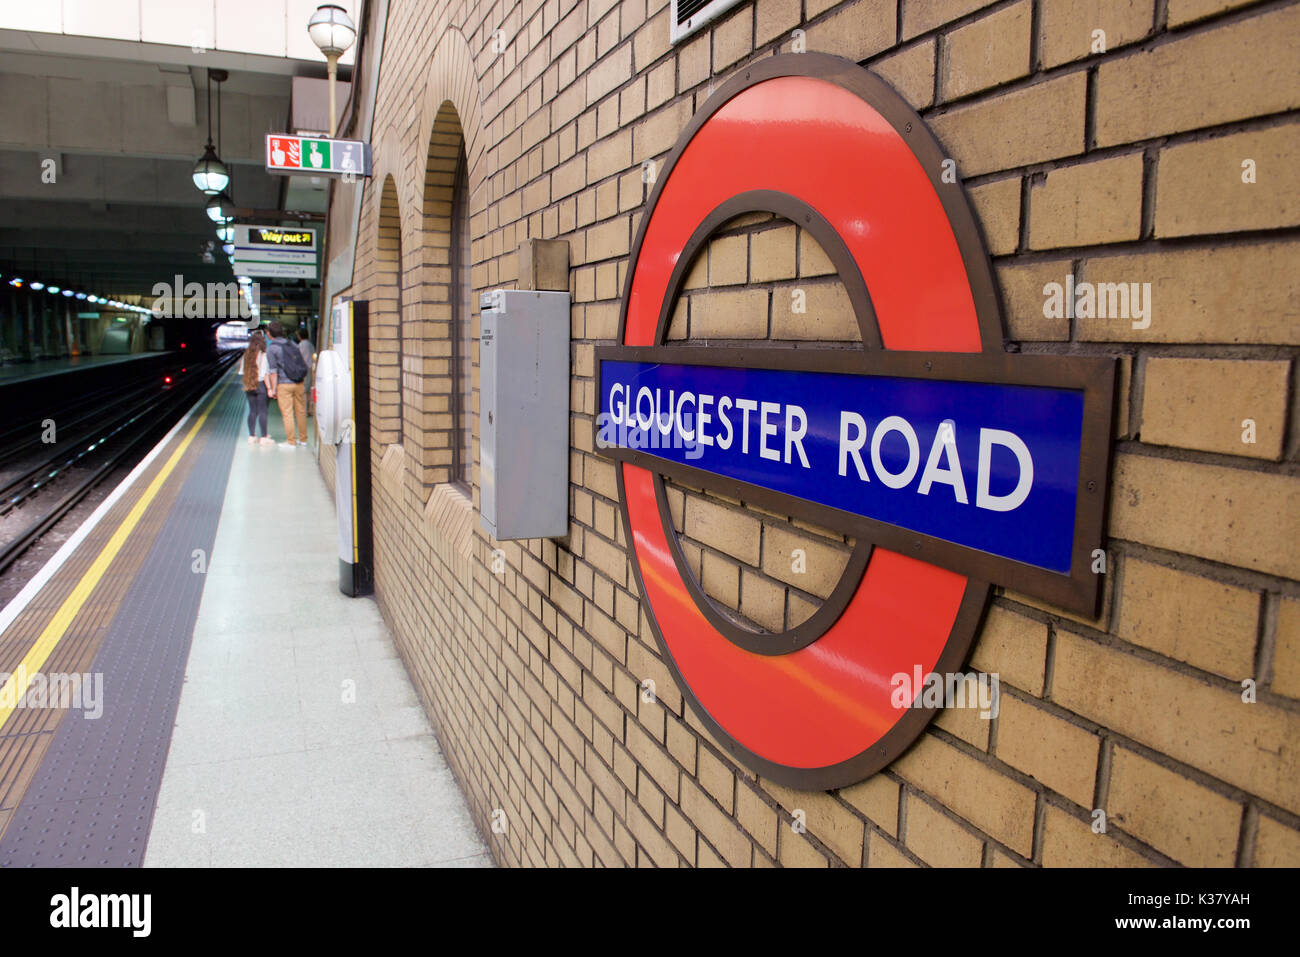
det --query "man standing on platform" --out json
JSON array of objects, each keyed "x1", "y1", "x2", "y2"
[{"x1": 266, "y1": 320, "x2": 309, "y2": 448}]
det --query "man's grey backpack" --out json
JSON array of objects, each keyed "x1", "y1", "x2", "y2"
[{"x1": 276, "y1": 339, "x2": 309, "y2": 383}]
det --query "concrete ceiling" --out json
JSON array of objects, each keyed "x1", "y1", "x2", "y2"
[{"x1": 0, "y1": 22, "x2": 350, "y2": 314}]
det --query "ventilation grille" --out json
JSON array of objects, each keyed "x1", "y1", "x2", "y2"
[
  {"x1": 676, "y1": 0, "x2": 712, "y2": 20},
  {"x1": 670, "y1": 0, "x2": 746, "y2": 45}
]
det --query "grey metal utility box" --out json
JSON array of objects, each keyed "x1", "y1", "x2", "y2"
[{"x1": 479, "y1": 289, "x2": 571, "y2": 541}]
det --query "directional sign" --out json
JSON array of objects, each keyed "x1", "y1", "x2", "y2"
[
  {"x1": 235, "y1": 261, "x2": 316, "y2": 279},
  {"x1": 235, "y1": 225, "x2": 316, "y2": 251},
  {"x1": 265, "y1": 134, "x2": 372, "y2": 178},
  {"x1": 232, "y1": 225, "x2": 318, "y2": 279}
]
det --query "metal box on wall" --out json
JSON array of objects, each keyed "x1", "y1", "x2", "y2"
[{"x1": 480, "y1": 289, "x2": 571, "y2": 540}]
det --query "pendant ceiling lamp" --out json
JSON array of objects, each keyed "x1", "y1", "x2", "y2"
[{"x1": 191, "y1": 69, "x2": 231, "y2": 195}]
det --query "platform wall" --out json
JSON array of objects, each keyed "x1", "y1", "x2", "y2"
[{"x1": 322, "y1": 0, "x2": 1300, "y2": 867}]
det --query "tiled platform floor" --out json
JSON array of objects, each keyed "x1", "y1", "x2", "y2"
[{"x1": 144, "y1": 408, "x2": 491, "y2": 867}]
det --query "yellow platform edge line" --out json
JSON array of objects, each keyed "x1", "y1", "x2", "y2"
[{"x1": 0, "y1": 386, "x2": 225, "y2": 731}]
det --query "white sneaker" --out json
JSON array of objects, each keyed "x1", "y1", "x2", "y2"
[
  {"x1": 279, "y1": 441, "x2": 298, "y2": 450},
  {"x1": 247, "y1": 436, "x2": 257, "y2": 445}
]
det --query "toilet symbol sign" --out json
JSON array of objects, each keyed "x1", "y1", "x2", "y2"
[
  {"x1": 265, "y1": 134, "x2": 372, "y2": 179},
  {"x1": 595, "y1": 54, "x2": 1116, "y2": 789}
]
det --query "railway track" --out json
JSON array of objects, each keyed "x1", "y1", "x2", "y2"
[{"x1": 0, "y1": 352, "x2": 240, "y2": 575}]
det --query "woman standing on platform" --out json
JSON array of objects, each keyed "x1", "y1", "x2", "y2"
[{"x1": 240, "y1": 331, "x2": 273, "y2": 446}]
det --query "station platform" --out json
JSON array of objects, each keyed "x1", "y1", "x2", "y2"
[
  {"x1": 0, "y1": 372, "x2": 490, "y2": 867},
  {"x1": 0, "y1": 352, "x2": 167, "y2": 385}
]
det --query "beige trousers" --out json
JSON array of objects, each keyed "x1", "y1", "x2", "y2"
[{"x1": 275, "y1": 381, "x2": 308, "y2": 444}]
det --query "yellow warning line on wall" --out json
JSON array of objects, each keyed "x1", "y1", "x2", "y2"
[{"x1": 0, "y1": 388, "x2": 223, "y2": 732}]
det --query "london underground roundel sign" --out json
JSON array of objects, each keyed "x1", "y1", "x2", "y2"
[{"x1": 595, "y1": 54, "x2": 1116, "y2": 790}]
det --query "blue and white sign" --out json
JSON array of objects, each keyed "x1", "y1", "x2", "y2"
[{"x1": 596, "y1": 349, "x2": 1114, "y2": 603}]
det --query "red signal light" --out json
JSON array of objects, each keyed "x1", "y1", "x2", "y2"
[{"x1": 164, "y1": 375, "x2": 172, "y2": 384}]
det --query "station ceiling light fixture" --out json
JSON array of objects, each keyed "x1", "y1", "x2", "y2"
[
  {"x1": 192, "y1": 69, "x2": 231, "y2": 195},
  {"x1": 192, "y1": 142, "x2": 229, "y2": 195},
  {"x1": 307, "y1": 4, "x2": 356, "y2": 55},
  {"x1": 0, "y1": 273, "x2": 160, "y2": 314},
  {"x1": 308, "y1": 4, "x2": 356, "y2": 136},
  {"x1": 205, "y1": 191, "x2": 236, "y2": 224}
]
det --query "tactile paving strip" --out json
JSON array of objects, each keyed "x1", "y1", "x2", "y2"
[
  {"x1": 0, "y1": 381, "x2": 243, "y2": 866},
  {"x1": 0, "y1": 425, "x2": 204, "y2": 823}
]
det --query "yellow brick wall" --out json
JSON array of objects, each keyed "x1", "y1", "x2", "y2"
[
  {"x1": 662, "y1": 217, "x2": 856, "y2": 632},
  {"x1": 321, "y1": 0, "x2": 1300, "y2": 867}
]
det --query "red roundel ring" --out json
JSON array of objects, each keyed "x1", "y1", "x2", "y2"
[{"x1": 615, "y1": 53, "x2": 1003, "y2": 790}]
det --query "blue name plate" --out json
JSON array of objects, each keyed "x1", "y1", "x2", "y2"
[{"x1": 597, "y1": 358, "x2": 1088, "y2": 574}]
